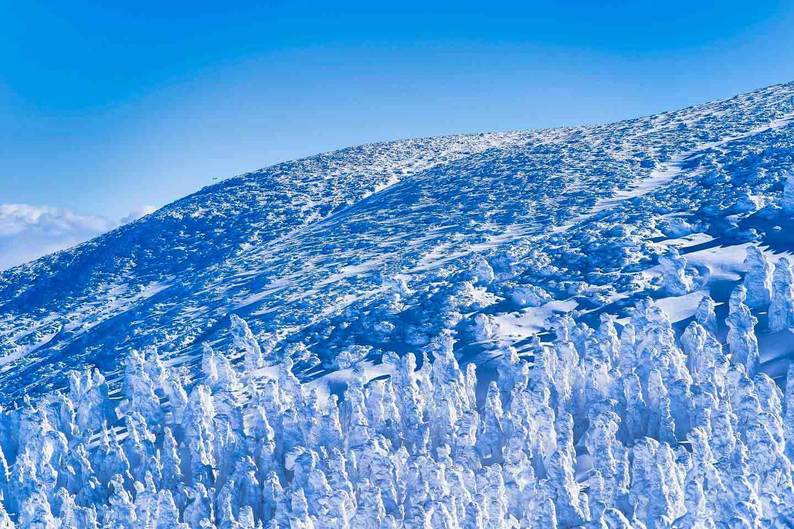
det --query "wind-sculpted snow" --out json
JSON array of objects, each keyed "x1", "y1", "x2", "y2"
[
  {"x1": 0, "y1": 132, "x2": 528, "y2": 397},
  {"x1": 0, "y1": 83, "x2": 793, "y2": 526}
]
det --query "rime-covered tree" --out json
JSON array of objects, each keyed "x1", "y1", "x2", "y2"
[
  {"x1": 769, "y1": 257, "x2": 794, "y2": 332},
  {"x1": 0, "y1": 294, "x2": 790, "y2": 527},
  {"x1": 743, "y1": 245, "x2": 772, "y2": 309}
]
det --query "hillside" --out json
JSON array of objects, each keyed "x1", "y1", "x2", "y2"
[{"x1": 0, "y1": 82, "x2": 793, "y2": 527}]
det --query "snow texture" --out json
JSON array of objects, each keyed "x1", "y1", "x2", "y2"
[{"x1": 0, "y1": 82, "x2": 793, "y2": 527}]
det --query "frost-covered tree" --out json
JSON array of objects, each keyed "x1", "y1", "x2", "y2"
[
  {"x1": 230, "y1": 314, "x2": 266, "y2": 372},
  {"x1": 0, "y1": 295, "x2": 791, "y2": 527},
  {"x1": 769, "y1": 257, "x2": 794, "y2": 331},
  {"x1": 694, "y1": 295, "x2": 717, "y2": 335},
  {"x1": 659, "y1": 248, "x2": 693, "y2": 295},
  {"x1": 726, "y1": 286, "x2": 760, "y2": 376},
  {"x1": 743, "y1": 245, "x2": 772, "y2": 309}
]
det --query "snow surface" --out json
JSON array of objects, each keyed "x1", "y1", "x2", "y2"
[{"x1": 0, "y1": 82, "x2": 792, "y2": 527}]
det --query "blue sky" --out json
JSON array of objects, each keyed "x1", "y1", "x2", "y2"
[{"x1": 1, "y1": 1, "x2": 794, "y2": 267}]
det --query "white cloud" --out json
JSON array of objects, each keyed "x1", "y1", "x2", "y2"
[
  {"x1": 120, "y1": 205, "x2": 157, "y2": 224},
  {"x1": 0, "y1": 203, "x2": 158, "y2": 271}
]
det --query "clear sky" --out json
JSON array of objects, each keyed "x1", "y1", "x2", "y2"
[{"x1": 1, "y1": 0, "x2": 794, "y2": 224}]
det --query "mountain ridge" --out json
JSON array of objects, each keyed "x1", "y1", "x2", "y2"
[{"x1": 0, "y1": 81, "x2": 792, "y2": 403}]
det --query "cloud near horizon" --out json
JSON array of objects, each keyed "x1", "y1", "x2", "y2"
[{"x1": 0, "y1": 203, "x2": 157, "y2": 271}]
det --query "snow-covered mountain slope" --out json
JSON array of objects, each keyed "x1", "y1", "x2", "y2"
[
  {"x1": 2, "y1": 83, "x2": 792, "y2": 401},
  {"x1": 0, "y1": 82, "x2": 794, "y2": 527}
]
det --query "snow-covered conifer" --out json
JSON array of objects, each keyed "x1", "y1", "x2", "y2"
[
  {"x1": 476, "y1": 382, "x2": 504, "y2": 461},
  {"x1": 2, "y1": 284, "x2": 794, "y2": 528},
  {"x1": 154, "y1": 490, "x2": 183, "y2": 529},
  {"x1": 769, "y1": 257, "x2": 794, "y2": 331},
  {"x1": 659, "y1": 248, "x2": 693, "y2": 295},
  {"x1": 230, "y1": 314, "x2": 265, "y2": 372},
  {"x1": 743, "y1": 245, "x2": 772, "y2": 309},
  {"x1": 68, "y1": 368, "x2": 109, "y2": 435},
  {"x1": 694, "y1": 296, "x2": 717, "y2": 335},
  {"x1": 18, "y1": 492, "x2": 57, "y2": 529},
  {"x1": 726, "y1": 286, "x2": 760, "y2": 376},
  {"x1": 122, "y1": 350, "x2": 163, "y2": 428}
]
